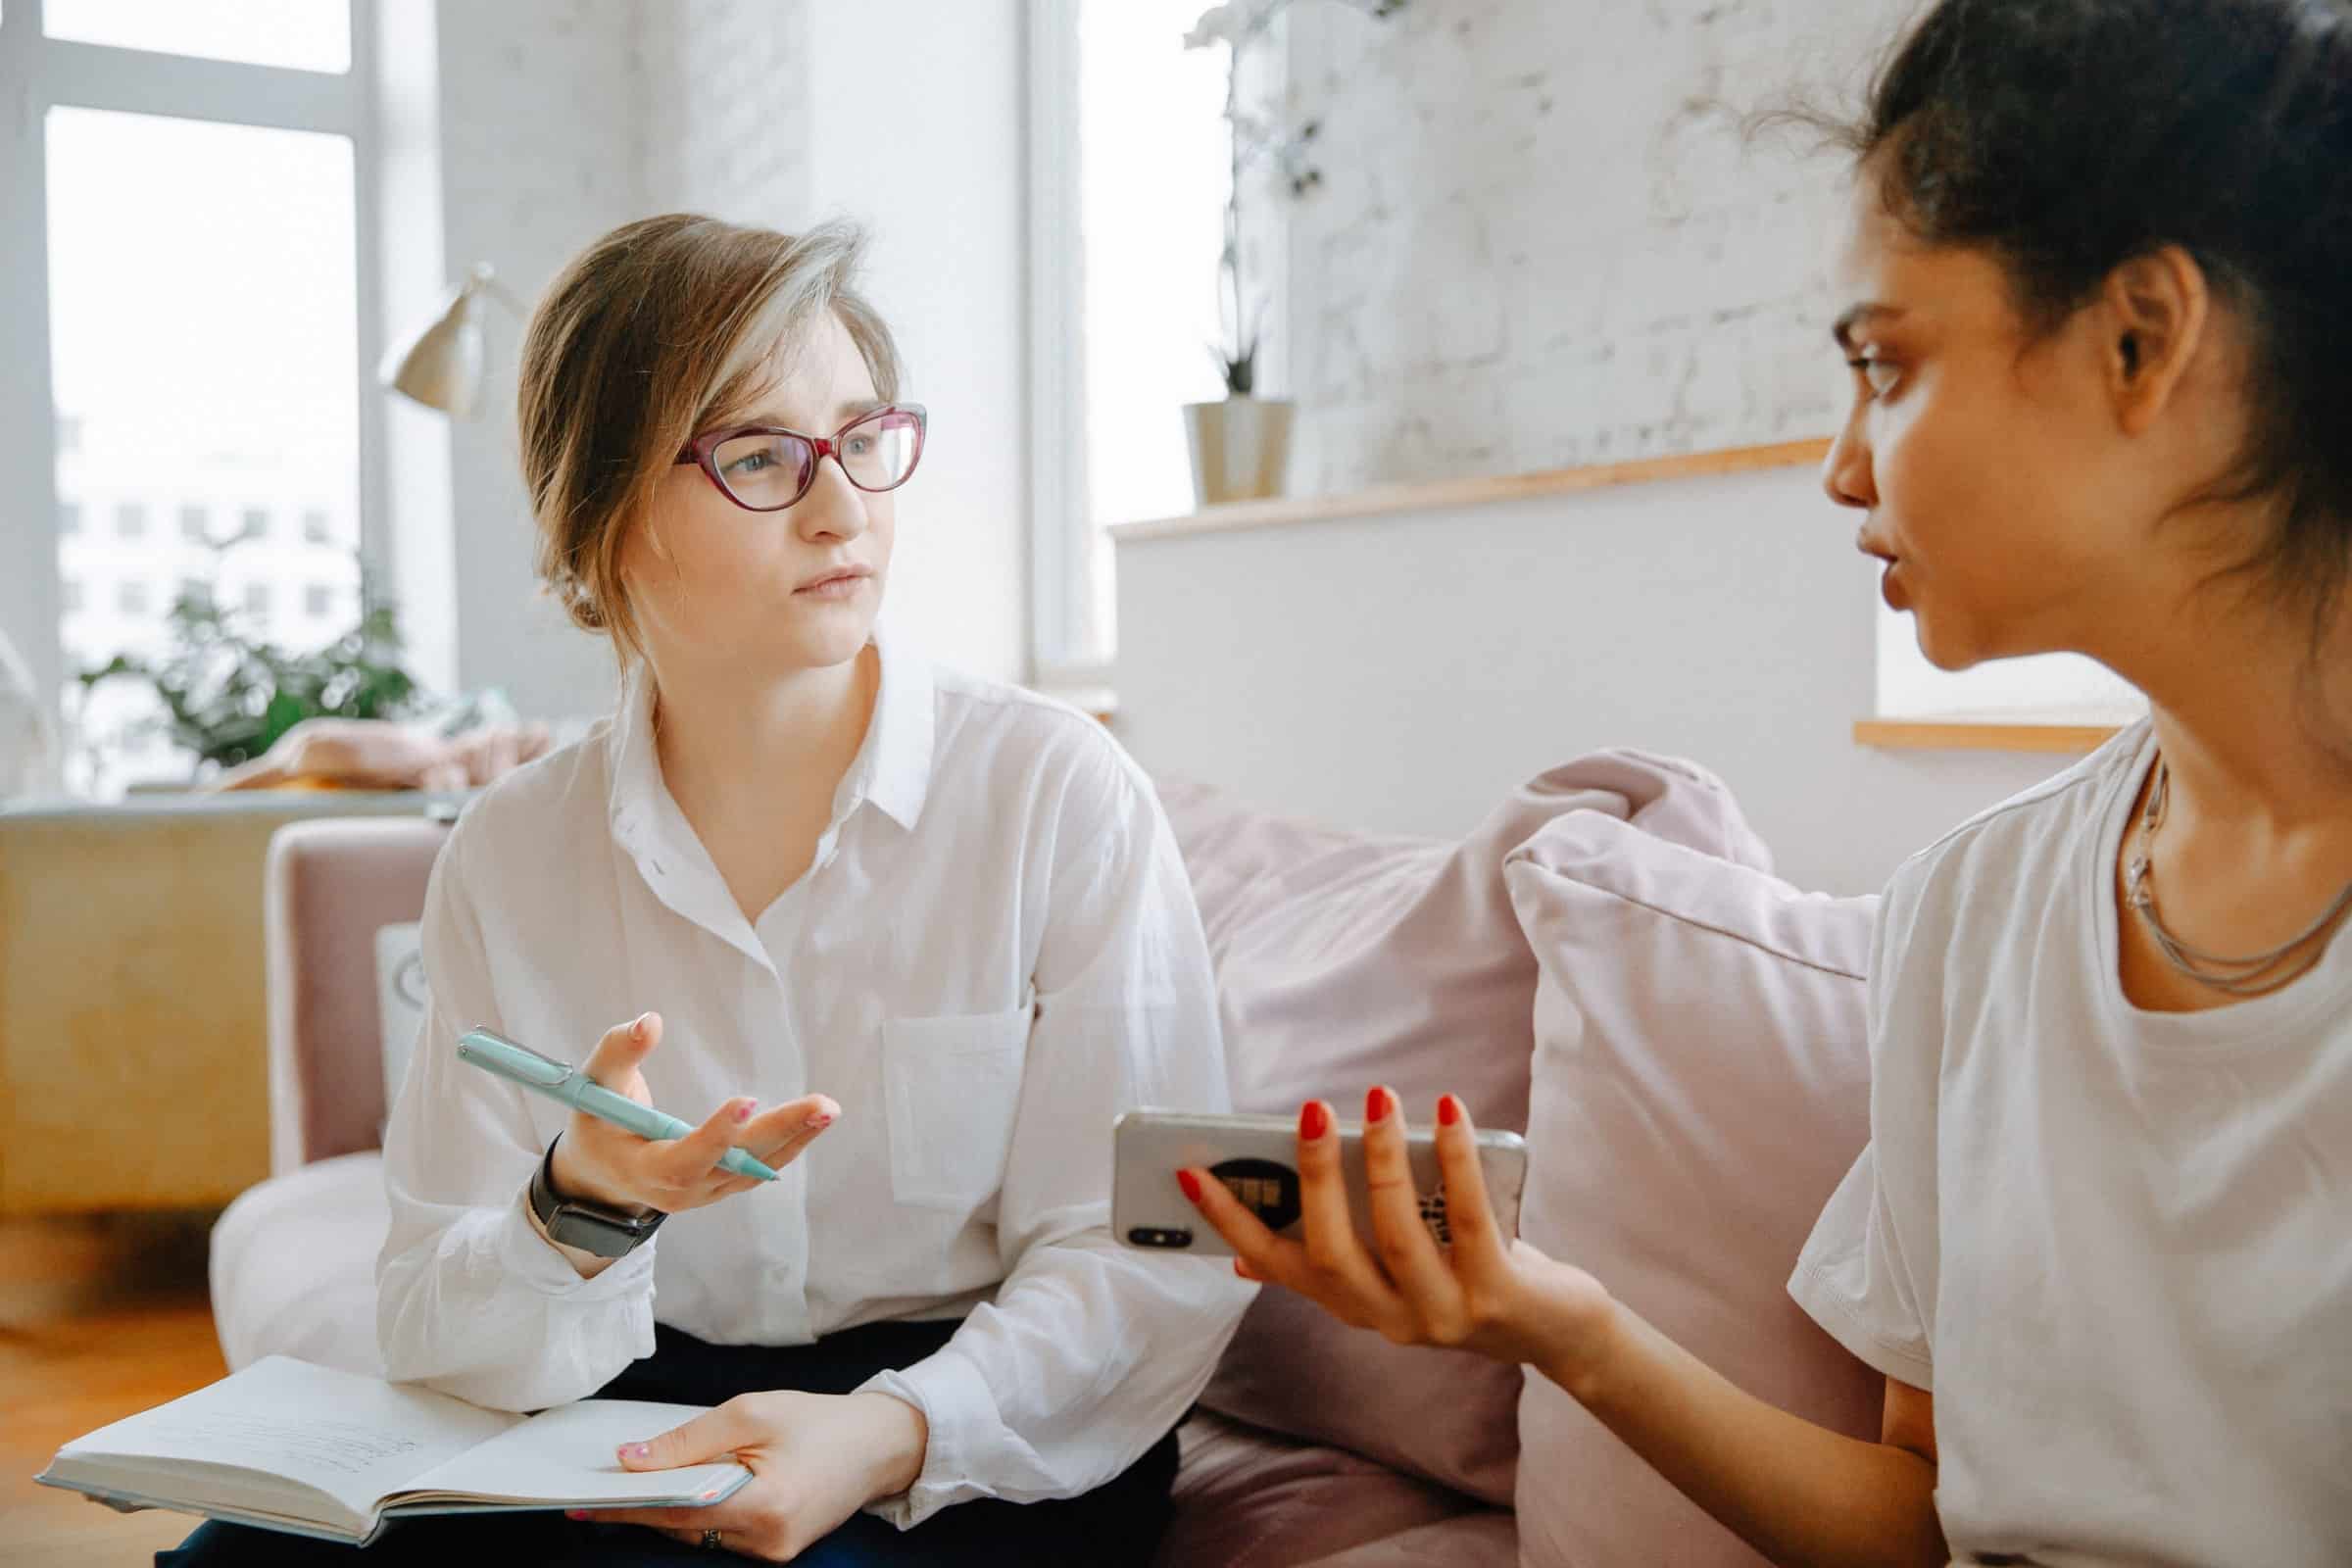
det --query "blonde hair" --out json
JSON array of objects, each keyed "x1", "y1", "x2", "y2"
[{"x1": 515, "y1": 214, "x2": 903, "y2": 662}]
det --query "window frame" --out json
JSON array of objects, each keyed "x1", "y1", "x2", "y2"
[{"x1": 0, "y1": 0, "x2": 390, "y2": 740}]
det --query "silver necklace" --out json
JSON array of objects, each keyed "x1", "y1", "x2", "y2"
[{"x1": 2124, "y1": 757, "x2": 2352, "y2": 997}]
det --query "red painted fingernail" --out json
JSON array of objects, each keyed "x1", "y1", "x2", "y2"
[
  {"x1": 1366, "y1": 1086, "x2": 1391, "y2": 1123},
  {"x1": 1177, "y1": 1168, "x2": 1203, "y2": 1203},
  {"x1": 1438, "y1": 1094, "x2": 1461, "y2": 1127},
  {"x1": 733, "y1": 1102, "x2": 752, "y2": 1122},
  {"x1": 1299, "y1": 1101, "x2": 1330, "y2": 1140},
  {"x1": 566, "y1": 1509, "x2": 589, "y2": 1520},
  {"x1": 806, "y1": 1111, "x2": 835, "y2": 1130}
]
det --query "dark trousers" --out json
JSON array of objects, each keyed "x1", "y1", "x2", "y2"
[{"x1": 156, "y1": 1319, "x2": 1178, "y2": 1565}]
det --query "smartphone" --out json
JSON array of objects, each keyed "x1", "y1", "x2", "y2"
[{"x1": 1112, "y1": 1108, "x2": 1528, "y2": 1259}]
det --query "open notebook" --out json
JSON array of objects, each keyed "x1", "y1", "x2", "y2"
[{"x1": 35, "y1": 1355, "x2": 752, "y2": 1546}]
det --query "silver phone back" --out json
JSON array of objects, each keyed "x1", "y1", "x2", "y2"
[{"x1": 1112, "y1": 1108, "x2": 1528, "y2": 1259}]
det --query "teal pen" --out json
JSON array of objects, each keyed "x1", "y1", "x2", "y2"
[{"x1": 456, "y1": 1026, "x2": 780, "y2": 1182}]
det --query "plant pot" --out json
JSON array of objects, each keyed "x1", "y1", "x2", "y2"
[{"x1": 1183, "y1": 396, "x2": 1296, "y2": 507}]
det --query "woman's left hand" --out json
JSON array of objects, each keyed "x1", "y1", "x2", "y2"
[
  {"x1": 1180, "y1": 1088, "x2": 1614, "y2": 1377},
  {"x1": 575, "y1": 1390, "x2": 927, "y2": 1560}
]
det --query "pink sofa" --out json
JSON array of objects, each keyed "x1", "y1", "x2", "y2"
[
  {"x1": 215, "y1": 754, "x2": 1882, "y2": 1567},
  {"x1": 210, "y1": 816, "x2": 1518, "y2": 1566}
]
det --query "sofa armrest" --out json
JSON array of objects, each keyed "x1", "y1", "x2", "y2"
[{"x1": 265, "y1": 816, "x2": 450, "y2": 1173}]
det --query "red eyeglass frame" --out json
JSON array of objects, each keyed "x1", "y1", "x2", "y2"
[{"x1": 672, "y1": 402, "x2": 928, "y2": 513}]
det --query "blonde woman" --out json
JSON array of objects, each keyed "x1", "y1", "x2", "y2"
[{"x1": 162, "y1": 215, "x2": 1250, "y2": 1566}]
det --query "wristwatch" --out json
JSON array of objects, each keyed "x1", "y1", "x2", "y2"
[{"x1": 528, "y1": 1136, "x2": 666, "y2": 1258}]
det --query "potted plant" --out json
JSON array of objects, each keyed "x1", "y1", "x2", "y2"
[
  {"x1": 1181, "y1": 0, "x2": 1404, "y2": 506},
  {"x1": 75, "y1": 555, "x2": 422, "y2": 785}
]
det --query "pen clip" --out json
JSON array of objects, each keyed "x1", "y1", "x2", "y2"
[{"x1": 456, "y1": 1027, "x2": 578, "y2": 1091}]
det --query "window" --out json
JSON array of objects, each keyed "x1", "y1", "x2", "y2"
[
  {"x1": 43, "y1": 0, "x2": 352, "y2": 73},
  {"x1": 1030, "y1": 0, "x2": 1234, "y2": 674},
  {"x1": 178, "y1": 576, "x2": 212, "y2": 612},
  {"x1": 305, "y1": 583, "x2": 333, "y2": 617},
  {"x1": 1875, "y1": 606, "x2": 2146, "y2": 724},
  {"x1": 10, "y1": 9, "x2": 382, "y2": 795},
  {"x1": 242, "y1": 581, "x2": 270, "y2": 615},
  {"x1": 113, "y1": 501, "x2": 147, "y2": 538},
  {"x1": 302, "y1": 508, "x2": 331, "y2": 544},
  {"x1": 241, "y1": 506, "x2": 270, "y2": 541}
]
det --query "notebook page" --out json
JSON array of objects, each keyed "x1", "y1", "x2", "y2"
[
  {"x1": 53, "y1": 1356, "x2": 519, "y2": 1524},
  {"x1": 393, "y1": 1399, "x2": 750, "y2": 1508}
]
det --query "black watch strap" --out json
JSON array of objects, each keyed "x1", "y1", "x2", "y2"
[{"x1": 529, "y1": 1136, "x2": 666, "y2": 1259}]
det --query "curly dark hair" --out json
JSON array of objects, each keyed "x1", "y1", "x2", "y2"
[{"x1": 1828, "y1": 0, "x2": 2352, "y2": 649}]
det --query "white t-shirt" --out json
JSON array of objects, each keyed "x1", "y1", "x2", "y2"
[{"x1": 1791, "y1": 721, "x2": 2352, "y2": 1567}]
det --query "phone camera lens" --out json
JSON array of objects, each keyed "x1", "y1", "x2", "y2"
[{"x1": 1126, "y1": 1227, "x2": 1195, "y2": 1249}]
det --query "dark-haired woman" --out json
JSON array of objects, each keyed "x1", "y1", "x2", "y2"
[{"x1": 1181, "y1": 1, "x2": 2352, "y2": 1562}]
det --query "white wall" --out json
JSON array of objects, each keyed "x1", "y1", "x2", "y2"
[
  {"x1": 1275, "y1": 0, "x2": 1902, "y2": 494},
  {"x1": 1113, "y1": 463, "x2": 2073, "y2": 898},
  {"x1": 804, "y1": 1, "x2": 1030, "y2": 685},
  {"x1": 636, "y1": 1, "x2": 811, "y2": 225},
  {"x1": 432, "y1": 0, "x2": 641, "y2": 722},
  {"x1": 414, "y1": 0, "x2": 1028, "y2": 713}
]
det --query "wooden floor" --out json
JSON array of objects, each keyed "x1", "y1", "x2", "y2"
[{"x1": 0, "y1": 1210, "x2": 228, "y2": 1566}]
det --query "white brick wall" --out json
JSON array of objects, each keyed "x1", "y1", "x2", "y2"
[
  {"x1": 436, "y1": 0, "x2": 646, "y2": 722},
  {"x1": 635, "y1": 2, "x2": 813, "y2": 223},
  {"x1": 1276, "y1": 0, "x2": 1909, "y2": 493}
]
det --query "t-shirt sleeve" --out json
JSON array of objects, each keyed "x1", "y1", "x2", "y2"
[{"x1": 1788, "y1": 861, "x2": 1941, "y2": 1390}]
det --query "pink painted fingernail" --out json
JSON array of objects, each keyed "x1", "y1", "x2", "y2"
[
  {"x1": 733, "y1": 1102, "x2": 752, "y2": 1123},
  {"x1": 806, "y1": 1111, "x2": 835, "y2": 1130},
  {"x1": 622, "y1": 1443, "x2": 648, "y2": 1459}
]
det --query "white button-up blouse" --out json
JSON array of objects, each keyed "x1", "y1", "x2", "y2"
[{"x1": 374, "y1": 626, "x2": 1252, "y2": 1527}]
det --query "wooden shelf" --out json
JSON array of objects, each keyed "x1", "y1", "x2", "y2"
[
  {"x1": 1853, "y1": 717, "x2": 2130, "y2": 755},
  {"x1": 1109, "y1": 437, "x2": 1832, "y2": 543}
]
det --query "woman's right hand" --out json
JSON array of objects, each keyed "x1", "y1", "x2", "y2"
[{"x1": 547, "y1": 1011, "x2": 837, "y2": 1216}]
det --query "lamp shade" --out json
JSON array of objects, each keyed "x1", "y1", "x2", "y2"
[{"x1": 379, "y1": 266, "x2": 494, "y2": 415}]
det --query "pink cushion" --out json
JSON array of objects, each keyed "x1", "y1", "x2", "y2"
[
  {"x1": 1155, "y1": 754, "x2": 1764, "y2": 1506},
  {"x1": 1154, "y1": 1409, "x2": 1483, "y2": 1568},
  {"x1": 1502, "y1": 813, "x2": 1883, "y2": 1567},
  {"x1": 1297, "y1": 1509, "x2": 1517, "y2": 1567}
]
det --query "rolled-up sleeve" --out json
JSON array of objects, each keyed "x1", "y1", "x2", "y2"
[
  {"x1": 858, "y1": 755, "x2": 1254, "y2": 1527},
  {"x1": 374, "y1": 823, "x2": 659, "y2": 1412}
]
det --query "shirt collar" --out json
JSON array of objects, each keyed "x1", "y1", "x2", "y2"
[
  {"x1": 853, "y1": 618, "x2": 936, "y2": 832},
  {"x1": 604, "y1": 620, "x2": 934, "y2": 844}
]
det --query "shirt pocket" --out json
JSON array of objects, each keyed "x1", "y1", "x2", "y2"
[{"x1": 880, "y1": 1007, "x2": 1032, "y2": 1209}]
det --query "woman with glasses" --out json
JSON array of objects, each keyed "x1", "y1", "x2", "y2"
[{"x1": 161, "y1": 215, "x2": 1250, "y2": 1566}]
